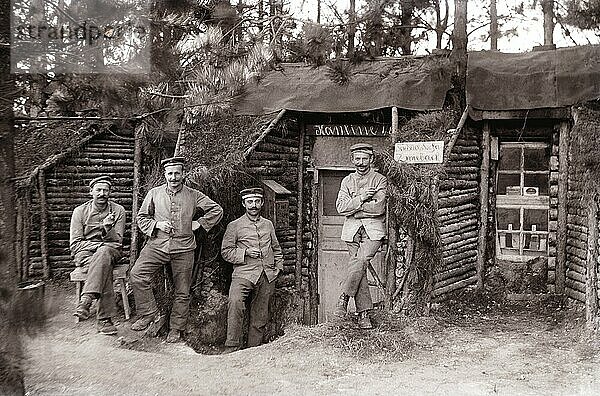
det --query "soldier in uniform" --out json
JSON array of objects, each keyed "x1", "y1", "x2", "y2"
[
  {"x1": 334, "y1": 143, "x2": 388, "y2": 329},
  {"x1": 70, "y1": 175, "x2": 126, "y2": 335},
  {"x1": 130, "y1": 156, "x2": 223, "y2": 343},
  {"x1": 221, "y1": 187, "x2": 283, "y2": 352}
]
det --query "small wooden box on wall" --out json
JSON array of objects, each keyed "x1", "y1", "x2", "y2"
[{"x1": 262, "y1": 179, "x2": 292, "y2": 230}]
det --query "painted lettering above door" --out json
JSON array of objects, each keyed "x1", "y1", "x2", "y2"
[{"x1": 306, "y1": 124, "x2": 390, "y2": 136}]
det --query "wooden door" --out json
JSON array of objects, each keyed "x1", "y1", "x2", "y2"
[{"x1": 317, "y1": 169, "x2": 385, "y2": 322}]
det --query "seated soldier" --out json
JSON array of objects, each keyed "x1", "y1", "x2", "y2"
[{"x1": 70, "y1": 175, "x2": 126, "y2": 335}]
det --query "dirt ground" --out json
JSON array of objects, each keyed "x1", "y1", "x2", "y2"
[{"x1": 23, "y1": 281, "x2": 600, "y2": 395}]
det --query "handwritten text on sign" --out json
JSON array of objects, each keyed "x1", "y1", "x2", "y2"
[
  {"x1": 307, "y1": 124, "x2": 390, "y2": 136},
  {"x1": 394, "y1": 141, "x2": 444, "y2": 164}
]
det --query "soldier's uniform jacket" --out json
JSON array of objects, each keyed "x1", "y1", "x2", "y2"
[
  {"x1": 336, "y1": 169, "x2": 388, "y2": 242},
  {"x1": 221, "y1": 214, "x2": 283, "y2": 284}
]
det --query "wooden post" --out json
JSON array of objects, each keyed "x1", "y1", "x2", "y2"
[
  {"x1": 23, "y1": 189, "x2": 31, "y2": 279},
  {"x1": 476, "y1": 122, "x2": 491, "y2": 289},
  {"x1": 385, "y1": 107, "x2": 399, "y2": 309},
  {"x1": 556, "y1": 121, "x2": 569, "y2": 294},
  {"x1": 309, "y1": 158, "x2": 319, "y2": 325},
  {"x1": 38, "y1": 170, "x2": 50, "y2": 279},
  {"x1": 16, "y1": 200, "x2": 23, "y2": 282},
  {"x1": 586, "y1": 200, "x2": 599, "y2": 328},
  {"x1": 425, "y1": 175, "x2": 439, "y2": 314},
  {"x1": 295, "y1": 121, "x2": 305, "y2": 292},
  {"x1": 130, "y1": 124, "x2": 143, "y2": 269}
]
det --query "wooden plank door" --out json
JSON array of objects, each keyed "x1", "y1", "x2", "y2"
[{"x1": 317, "y1": 169, "x2": 385, "y2": 322}]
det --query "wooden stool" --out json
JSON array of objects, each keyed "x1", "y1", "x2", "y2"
[{"x1": 70, "y1": 265, "x2": 131, "y2": 322}]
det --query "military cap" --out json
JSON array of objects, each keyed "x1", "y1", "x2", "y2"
[
  {"x1": 240, "y1": 187, "x2": 264, "y2": 200},
  {"x1": 89, "y1": 175, "x2": 113, "y2": 189},
  {"x1": 349, "y1": 143, "x2": 374, "y2": 155},
  {"x1": 161, "y1": 156, "x2": 186, "y2": 168}
]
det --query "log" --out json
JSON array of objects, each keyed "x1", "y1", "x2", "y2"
[
  {"x1": 441, "y1": 229, "x2": 479, "y2": 245},
  {"x1": 83, "y1": 146, "x2": 135, "y2": 154},
  {"x1": 585, "y1": 201, "x2": 598, "y2": 325},
  {"x1": 440, "y1": 218, "x2": 478, "y2": 234},
  {"x1": 23, "y1": 192, "x2": 31, "y2": 277},
  {"x1": 450, "y1": 146, "x2": 479, "y2": 154},
  {"x1": 243, "y1": 109, "x2": 287, "y2": 157},
  {"x1": 439, "y1": 212, "x2": 478, "y2": 226},
  {"x1": 434, "y1": 263, "x2": 476, "y2": 282},
  {"x1": 567, "y1": 223, "x2": 588, "y2": 234},
  {"x1": 434, "y1": 269, "x2": 477, "y2": 289},
  {"x1": 566, "y1": 269, "x2": 586, "y2": 284},
  {"x1": 438, "y1": 192, "x2": 479, "y2": 208},
  {"x1": 565, "y1": 287, "x2": 586, "y2": 303},
  {"x1": 432, "y1": 275, "x2": 478, "y2": 298},
  {"x1": 444, "y1": 160, "x2": 480, "y2": 167},
  {"x1": 443, "y1": 250, "x2": 477, "y2": 265},
  {"x1": 566, "y1": 237, "x2": 587, "y2": 251},
  {"x1": 438, "y1": 187, "x2": 478, "y2": 198},
  {"x1": 67, "y1": 158, "x2": 133, "y2": 166},
  {"x1": 295, "y1": 123, "x2": 305, "y2": 292},
  {"x1": 441, "y1": 253, "x2": 477, "y2": 271},
  {"x1": 438, "y1": 203, "x2": 477, "y2": 217},
  {"x1": 568, "y1": 261, "x2": 587, "y2": 275},
  {"x1": 566, "y1": 246, "x2": 587, "y2": 261},
  {"x1": 16, "y1": 202, "x2": 23, "y2": 281},
  {"x1": 477, "y1": 123, "x2": 490, "y2": 290},
  {"x1": 309, "y1": 170, "x2": 319, "y2": 325},
  {"x1": 245, "y1": 166, "x2": 286, "y2": 176},
  {"x1": 442, "y1": 105, "x2": 469, "y2": 163},
  {"x1": 566, "y1": 278, "x2": 586, "y2": 294},
  {"x1": 444, "y1": 236, "x2": 479, "y2": 253},
  {"x1": 38, "y1": 171, "x2": 50, "y2": 279},
  {"x1": 439, "y1": 180, "x2": 479, "y2": 190},
  {"x1": 445, "y1": 167, "x2": 480, "y2": 174},
  {"x1": 442, "y1": 243, "x2": 477, "y2": 259},
  {"x1": 249, "y1": 151, "x2": 298, "y2": 161}
]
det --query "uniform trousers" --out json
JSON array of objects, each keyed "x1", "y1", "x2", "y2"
[
  {"x1": 130, "y1": 245, "x2": 195, "y2": 331},
  {"x1": 76, "y1": 246, "x2": 121, "y2": 320},
  {"x1": 342, "y1": 227, "x2": 382, "y2": 313},
  {"x1": 225, "y1": 272, "x2": 275, "y2": 348}
]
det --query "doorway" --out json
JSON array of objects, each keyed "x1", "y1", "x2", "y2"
[{"x1": 316, "y1": 169, "x2": 385, "y2": 322}]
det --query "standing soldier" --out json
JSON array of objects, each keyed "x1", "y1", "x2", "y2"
[
  {"x1": 71, "y1": 175, "x2": 126, "y2": 335},
  {"x1": 221, "y1": 187, "x2": 283, "y2": 352},
  {"x1": 334, "y1": 143, "x2": 387, "y2": 329},
  {"x1": 130, "y1": 156, "x2": 223, "y2": 343}
]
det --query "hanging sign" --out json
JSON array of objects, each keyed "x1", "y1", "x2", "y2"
[
  {"x1": 394, "y1": 141, "x2": 444, "y2": 164},
  {"x1": 306, "y1": 124, "x2": 390, "y2": 136}
]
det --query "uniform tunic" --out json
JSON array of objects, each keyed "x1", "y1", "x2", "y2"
[
  {"x1": 69, "y1": 200, "x2": 125, "y2": 319},
  {"x1": 221, "y1": 214, "x2": 283, "y2": 348},
  {"x1": 221, "y1": 214, "x2": 283, "y2": 284},
  {"x1": 336, "y1": 169, "x2": 388, "y2": 242}
]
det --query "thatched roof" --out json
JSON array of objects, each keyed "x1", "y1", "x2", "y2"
[
  {"x1": 467, "y1": 45, "x2": 600, "y2": 114},
  {"x1": 234, "y1": 56, "x2": 453, "y2": 115}
]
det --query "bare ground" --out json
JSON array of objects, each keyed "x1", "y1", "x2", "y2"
[{"x1": 23, "y1": 281, "x2": 600, "y2": 395}]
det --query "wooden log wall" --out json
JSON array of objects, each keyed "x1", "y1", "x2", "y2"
[
  {"x1": 27, "y1": 131, "x2": 135, "y2": 277},
  {"x1": 245, "y1": 118, "x2": 305, "y2": 291},
  {"x1": 547, "y1": 127, "x2": 561, "y2": 292},
  {"x1": 432, "y1": 126, "x2": 481, "y2": 300},
  {"x1": 566, "y1": 152, "x2": 589, "y2": 303}
]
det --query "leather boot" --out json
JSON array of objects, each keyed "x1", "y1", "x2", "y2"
[
  {"x1": 333, "y1": 293, "x2": 350, "y2": 317},
  {"x1": 358, "y1": 311, "x2": 373, "y2": 330},
  {"x1": 74, "y1": 294, "x2": 93, "y2": 320}
]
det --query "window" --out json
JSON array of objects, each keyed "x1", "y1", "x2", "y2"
[{"x1": 496, "y1": 142, "x2": 550, "y2": 259}]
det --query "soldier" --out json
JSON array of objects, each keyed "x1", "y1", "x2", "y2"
[
  {"x1": 130, "y1": 156, "x2": 223, "y2": 343},
  {"x1": 70, "y1": 175, "x2": 126, "y2": 335},
  {"x1": 221, "y1": 187, "x2": 283, "y2": 352},
  {"x1": 334, "y1": 143, "x2": 387, "y2": 329}
]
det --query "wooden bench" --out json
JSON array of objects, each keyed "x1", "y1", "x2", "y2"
[{"x1": 70, "y1": 264, "x2": 131, "y2": 322}]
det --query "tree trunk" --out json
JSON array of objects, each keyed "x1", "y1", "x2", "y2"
[
  {"x1": 541, "y1": 0, "x2": 554, "y2": 45},
  {"x1": 399, "y1": 0, "x2": 414, "y2": 55},
  {"x1": 451, "y1": 0, "x2": 468, "y2": 107},
  {"x1": 490, "y1": 0, "x2": 498, "y2": 50},
  {"x1": 348, "y1": 0, "x2": 356, "y2": 58}
]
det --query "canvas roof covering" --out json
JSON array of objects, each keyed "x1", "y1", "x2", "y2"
[
  {"x1": 234, "y1": 57, "x2": 453, "y2": 115},
  {"x1": 467, "y1": 45, "x2": 600, "y2": 114}
]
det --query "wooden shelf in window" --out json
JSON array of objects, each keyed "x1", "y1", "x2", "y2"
[{"x1": 496, "y1": 195, "x2": 549, "y2": 207}]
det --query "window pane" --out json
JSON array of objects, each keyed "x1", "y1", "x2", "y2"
[
  {"x1": 523, "y1": 233, "x2": 548, "y2": 255},
  {"x1": 499, "y1": 147, "x2": 521, "y2": 171},
  {"x1": 497, "y1": 174, "x2": 521, "y2": 195},
  {"x1": 524, "y1": 209, "x2": 548, "y2": 231},
  {"x1": 322, "y1": 171, "x2": 351, "y2": 216},
  {"x1": 498, "y1": 231, "x2": 520, "y2": 254},
  {"x1": 524, "y1": 174, "x2": 549, "y2": 195},
  {"x1": 524, "y1": 147, "x2": 550, "y2": 171},
  {"x1": 497, "y1": 208, "x2": 521, "y2": 230}
]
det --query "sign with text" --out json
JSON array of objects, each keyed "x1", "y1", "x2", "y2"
[
  {"x1": 307, "y1": 124, "x2": 390, "y2": 136},
  {"x1": 394, "y1": 141, "x2": 444, "y2": 164}
]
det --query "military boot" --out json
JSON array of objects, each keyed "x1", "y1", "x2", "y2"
[
  {"x1": 333, "y1": 293, "x2": 350, "y2": 317},
  {"x1": 358, "y1": 311, "x2": 373, "y2": 330},
  {"x1": 74, "y1": 294, "x2": 93, "y2": 320}
]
